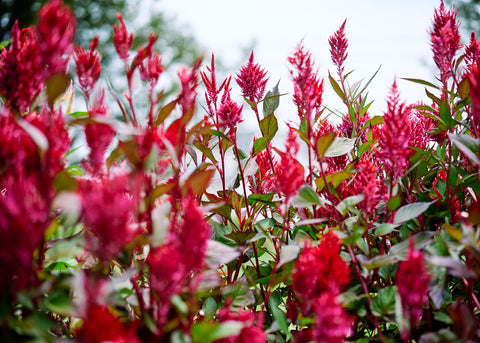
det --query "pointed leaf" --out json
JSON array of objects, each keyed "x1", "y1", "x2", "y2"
[
  {"x1": 325, "y1": 137, "x2": 356, "y2": 157},
  {"x1": 316, "y1": 131, "x2": 335, "y2": 158},
  {"x1": 393, "y1": 201, "x2": 435, "y2": 224}
]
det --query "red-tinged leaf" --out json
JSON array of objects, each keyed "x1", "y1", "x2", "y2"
[
  {"x1": 194, "y1": 141, "x2": 217, "y2": 164},
  {"x1": 425, "y1": 88, "x2": 442, "y2": 106},
  {"x1": 402, "y1": 77, "x2": 439, "y2": 89},
  {"x1": 458, "y1": 77, "x2": 470, "y2": 100},
  {"x1": 329, "y1": 72, "x2": 346, "y2": 101},
  {"x1": 151, "y1": 180, "x2": 177, "y2": 201},
  {"x1": 185, "y1": 167, "x2": 215, "y2": 196},
  {"x1": 316, "y1": 131, "x2": 335, "y2": 158},
  {"x1": 46, "y1": 73, "x2": 71, "y2": 105},
  {"x1": 364, "y1": 115, "x2": 384, "y2": 127},
  {"x1": 262, "y1": 81, "x2": 281, "y2": 116},
  {"x1": 154, "y1": 100, "x2": 177, "y2": 126},
  {"x1": 259, "y1": 113, "x2": 278, "y2": 138}
]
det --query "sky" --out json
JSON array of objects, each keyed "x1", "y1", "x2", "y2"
[{"x1": 155, "y1": 0, "x2": 446, "y2": 143}]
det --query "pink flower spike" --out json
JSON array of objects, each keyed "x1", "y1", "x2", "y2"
[
  {"x1": 113, "y1": 13, "x2": 133, "y2": 61},
  {"x1": 217, "y1": 87, "x2": 243, "y2": 132},
  {"x1": 468, "y1": 65, "x2": 480, "y2": 138},
  {"x1": 329, "y1": 19, "x2": 348, "y2": 75},
  {"x1": 236, "y1": 51, "x2": 269, "y2": 104},
  {"x1": 74, "y1": 36, "x2": 102, "y2": 95},
  {"x1": 313, "y1": 291, "x2": 352, "y2": 343},
  {"x1": 177, "y1": 57, "x2": 203, "y2": 115},
  {"x1": 429, "y1": 0, "x2": 461, "y2": 84},
  {"x1": 464, "y1": 32, "x2": 480, "y2": 70}
]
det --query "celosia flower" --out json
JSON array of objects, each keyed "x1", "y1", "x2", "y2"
[
  {"x1": 235, "y1": 51, "x2": 268, "y2": 104},
  {"x1": 217, "y1": 85, "x2": 244, "y2": 134},
  {"x1": 468, "y1": 65, "x2": 480, "y2": 138},
  {"x1": 36, "y1": 0, "x2": 76, "y2": 75},
  {"x1": 74, "y1": 36, "x2": 102, "y2": 95},
  {"x1": 80, "y1": 174, "x2": 139, "y2": 263},
  {"x1": 201, "y1": 54, "x2": 227, "y2": 119},
  {"x1": 113, "y1": 13, "x2": 133, "y2": 61},
  {"x1": 177, "y1": 57, "x2": 202, "y2": 115},
  {"x1": 0, "y1": 22, "x2": 43, "y2": 112},
  {"x1": 276, "y1": 127, "x2": 304, "y2": 201},
  {"x1": 464, "y1": 32, "x2": 480, "y2": 70},
  {"x1": 396, "y1": 239, "x2": 431, "y2": 341},
  {"x1": 408, "y1": 109, "x2": 433, "y2": 156},
  {"x1": 215, "y1": 305, "x2": 266, "y2": 343},
  {"x1": 377, "y1": 81, "x2": 411, "y2": 182},
  {"x1": 249, "y1": 143, "x2": 277, "y2": 194},
  {"x1": 288, "y1": 43, "x2": 324, "y2": 122},
  {"x1": 77, "y1": 304, "x2": 140, "y2": 343},
  {"x1": 84, "y1": 94, "x2": 115, "y2": 174},
  {"x1": 313, "y1": 291, "x2": 352, "y2": 343},
  {"x1": 136, "y1": 34, "x2": 164, "y2": 86},
  {"x1": 430, "y1": 0, "x2": 461, "y2": 85},
  {"x1": 329, "y1": 19, "x2": 348, "y2": 75},
  {"x1": 292, "y1": 231, "x2": 351, "y2": 311}
]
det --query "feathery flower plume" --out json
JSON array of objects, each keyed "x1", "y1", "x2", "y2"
[
  {"x1": 288, "y1": 43, "x2": 324, "y2": 122},
  {"x1": 136, "y1": 34, "x2": 164, "y2": 86},
  {"x1": 236, "y1": 51, "x2": 269, "y2": 104},
  {"x1": 468, "y1": 65, "x2": 480, "y2": 138},
  {"x1": 216, "y1": 305, "x2": 266, "y2": 343},
  {"x1": 36, "y1": 0, "x2": 76, "y2": 75},
  {"x1": 249, "y1": 143, "x2": 277, "y2": 194},
  {"x1": 275, "y1": 127, "x2": 304, "y2": 202},
  {"x1": 292, "y1": 231, "x2": 351, "y2": 311},
  {"x1": 378, "y1": 81, "x2": 411, "y2": 183},
  {"x1": 74, "y1": 36, "x2": 102, "y2": 95},
  {"x1": 0, "y1": 23, "x2": 43, "y2": 112},
  {"x1": 329, "y1": 19, "x2": 348, "y2": 75},
  {"x1": 177, "y1": 57, "x2": 202, "y2": 115},
  {"x1": 396, "y1": 239, "x2": 431, "y2": 341},
  {"x1": 217, "y1": 83, "x2": 244, "y2": 135},
  {"x1": 464, "y1": 32, "x2": 480, "y2": 70},
  {"x1": 430, "y1": 0, "x2": 461, "y2": 85},
  {"x1": 113, "y1": 13, "x2": 133, "y2": 61},
  {"x1": 313, "y1": 291, "x2": 352, "y2": 343}
]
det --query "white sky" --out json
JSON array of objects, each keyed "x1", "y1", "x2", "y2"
[{"x1": 155, "y1": 0, "x2": 452, "y2": 144}]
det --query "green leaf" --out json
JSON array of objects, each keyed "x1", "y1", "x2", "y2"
[
  {"x1": 324, "y1": 137, "x2": 355, "y2": 157},
  {"x1": 278, "y1": 244, "x2": 300, "y2": 268},
  {"x1": 262, "y1": 81, "x2": 280, "y2": 116},
  {"x1": 448, "y1": 133, "x2": 480, "y2": 165},
  {"x1": 203, "y1": 297, "x2": 217, "y2": 318},
  {"x1": 259, "y1": 113, "x2": 278, "y2": 138},
  {"x1": 361, "y1": 254, "x2": 399, "y2": 270},
  {"x1": 269, "y1": 292, "x2": 289, "y2": 335},
  {"x1": 155, "y1": 100, "x2": 177, "y2": 126},
  {"x1": 191, "y1": 321, "x2": 243, "y2": 343},
  {"x1": 253, "y1": 136, "x2": 271, "y2": 155},
  {"x1": 393, "y1": 201, "x2": 435, "y2": 224},
  {"x1": 46, "y1": 72, "x2": 71, "y2": 105},
  {"x1": 329, "y1": 72, "x2": 346, "y2": 101},
  {"x1": 67, "y1": 111, "x2": 88, "y2": 118},
  {"x1": 17, "y1": 119, "x2": 49, "y2": 157},
  {"x1": 389, "y1": 232, "x2": 435, "y2": 255},
  {"x1": 387, "y1": 194, "x2": 402, "y2": 212},
  {"x1": 373, "y1": 223, "x2": 399, "y2": 237},
  {"x1": 371, "y1": 286, "x2": 397, "y2": 317},
  {"x1": 205, "y1": 240, "x2": 240, "y2": 268},
  {"x1": 402, "y1": 77, "x2": 439, "y2": 89},
  {"x1": 298, "y1": 185, "x2": 321, "y2": 204},
  {"x1": 316, "y1": 131, "x2": 335, "y2": 158},
  {"x1": 364, "y1": 115, "x2": 384, "y2": 127},
  {"x1": 248, "y1": 193, "x2": 275, "y2": 206},
  {"x1": 336, "y1": 194, "x2": 364, "y2": 216}
]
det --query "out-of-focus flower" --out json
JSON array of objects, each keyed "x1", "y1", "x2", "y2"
[
  {"x1": 338, "y1": 111, "x2": 370, "y2": 141},
  {"x1": 377, "y1": 81, "x2": 411, "y2": 182},
  {"x1": 276, "y1": 127, "x2": 304, "y2": 202},
  {"x1": 288, "y1": 43, "x2": 323, "y2": 122},
  {"x1": 313, "y1": 291, "x2": 352, "y2": 343},
  {"x1": 136, "y1": 34, "x2": 164, "y2": 86},
  {"x1": 0, "y1": 23, "x2": 43, "y2": 113},
  {"x1": 408, "y1": 108, "x2": 433, "y2": 155},
  {"x1": 292, "y1": 231, "x2": 351, "y2": 311},
  {"x1": 77, "y1": 304, "x2": 140, "y2": 343},
  {"x1": 430, "y1": 0, "x2": 461, "y2": 85},
  {"x1": 464, "y1": 32, "x2": 480, "y2": 70},
  {"x1": 36, "y1": 0, "x2": 76, "y2": 75},
  {"x1": 178, "y1": 57, "x2": 202, "y2": 115},
  {"x1": 468, "y1": 65, "x2": 480, "y2": 138},
  {"x1": 236, "y1": 51, "x2": 268, "y2": 104},
  {"x1": 80, "y1": 174, "x2": 139, "y2": 263},
  {"x1": 215, "y1": 306, "x2": 266, "y2": 343},
  {"x1": 329, "y1": 19, "x2": 348, "y2": 75},
  {"x1": 249, "y1": 143, "x2": 277, "y2": 194},
  {"x1": 74, "y1": 36, "x2": 102, "y2": 95},
  {"x1": 113, "y1": 13, "x2": 133, "y2": 61},
  {"x1": 396, "y1": 239, "x2": 432, "y2": 341}
]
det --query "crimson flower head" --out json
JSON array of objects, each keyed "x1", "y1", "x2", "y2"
[
  {"x1": 396, "y1": 238, "x2": 432, "y2": 341},
  {"x1": 465, "y1": 32, "x2": 480, "y2": 71},
  {"x1": 292, "y1": 231, "x2": 351, "y2": 311},
  {"x1": 288, "y1": 43, "x2": 324, "y2": 122},
  {"x1": 329, "y1": 19, "x2": 348, "y2": 75},
  {"x1": 468, "y1": 65, "x2": 480, "y2": 137},
  {"x1": 235, "y1": 51, "x2": 269, "y2": 104},
  {"x1": 313, "y1": 291, "x2": 352, "y2": 343},
  {"x1": 215, "y1": 306, "x2": 266, "y2": 343},
  {"x1": 37, "y1": 0, "x2": 76, "y2": 75},
  {"x1": 113, "y1": 13, "x2": 133, "y2": 61},
  {"x1": 177, "y1": 57, "x2": 202, "y2": 115},
  {"x1": 74, "y1": 36, "x2": 102, "y2": 95},
  {"x1": 378, "y1": 81, "x2": 411, "y2": 182},
  {"x1": 217, "y1": 87, "x2": 244, "y2": 133},
  {"x1": 430, "y1": 0, "x2": 461, "y2": 84},
  {"x1": 136, "y1": 34, "x2": 164, "y2": 86}
]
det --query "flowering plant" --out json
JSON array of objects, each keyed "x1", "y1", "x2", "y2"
[{"x1": 1, "y1": 1, "x2": 480, "y2": 342}]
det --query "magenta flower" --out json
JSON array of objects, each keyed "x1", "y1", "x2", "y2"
[
  {"x1": 329, "y1": 19, "x2": 348, "y2": 75},
  {"x1": 430, "y1": 0, "x2": 461, "y2": 85},
  {"x1": 74, "y1": 36, "x2": 102, "y2": 95},
  {"x1": 249, "y1": 143, "x2": 277, "y2": 194},
  {"x1": 177, "y1": 58, "x2": 202, "y2": 115},
  {"x1": 347, "y1": 157, "x2": 382, "y2": 217},
  {"x1": 215, "y1": 306, "x2": 266, "y2": 343},
  {"x1": 80, "y1": 174, "x2": 139, "y2": 263},
  {"x1": 288, "y1": 43, "x2": 324, "y2": 122},
  {"x1": 235, "y1": 51, "x2": 269, "y2": 104},
  {"x1": 136, "y1": 34, "x2": 165, "y2": 86},
  {"x1": 468, "y1": 65, "x2": 480, "y2": 137},
  {"x1": 36, "y1": 0, "x2": 76, "y2": 75},
  {"x1": 113, "y1": 13, "x2": 133, "y2": 61},
  {"x1": 217, "y1": 89, "x2": 244, "y2": 133},
  {"x1": 0, "y1": 23, "x2": 43, "y2": 113},
  {"x1": 313, "y1": 291, "x2": 352, "y2": 343},
  {"x1": 396, "y1": 239, "x2": 432, "y2": 341},
  {"x1": 378, "y1": 81, "x2": 411, "y2": 183},
  {"x1": 464, "y1": 32, "x2": 480, "y2": 70}
]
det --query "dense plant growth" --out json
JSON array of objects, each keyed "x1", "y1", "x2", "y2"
[{"x1": 1, "y1": 0, "x2": 480, "y2": 342}]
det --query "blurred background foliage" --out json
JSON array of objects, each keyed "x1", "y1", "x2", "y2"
[{"x1": 448, "y1": 0, "x2": 480, "y2": 34}]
